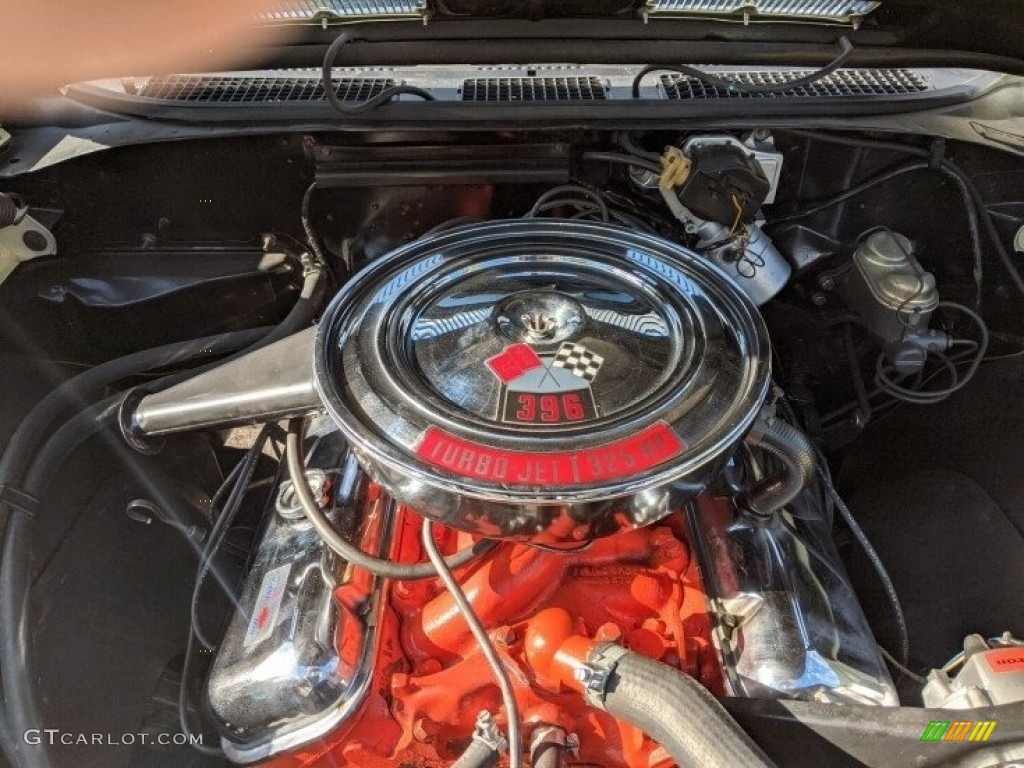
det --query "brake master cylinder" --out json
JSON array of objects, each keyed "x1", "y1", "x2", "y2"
[{"x1": 840, "y1": 230, "x2": 949, "y2": 375}]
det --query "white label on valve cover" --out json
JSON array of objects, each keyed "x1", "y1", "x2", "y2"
[{"x1": 243, "y1": 563, "x2": 291, "y2": 649}]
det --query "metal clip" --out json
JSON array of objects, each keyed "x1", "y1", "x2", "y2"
[
  {"x1": 579, "y1": 643, "x2": 631, "y2": 710},
  {"x1": 471, "y1": 710, "x2": 508, "y2": 754}
]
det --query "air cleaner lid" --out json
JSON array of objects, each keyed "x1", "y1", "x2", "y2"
[{"x1": 314, "y1": 220, "x2": 769, "y2": 501}]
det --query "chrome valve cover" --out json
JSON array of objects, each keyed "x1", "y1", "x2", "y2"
[{"x1": 314, "y1": 220, "x2": 770, "y2": 542}]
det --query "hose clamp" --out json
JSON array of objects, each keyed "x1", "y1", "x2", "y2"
[
  {"x1": 299, "y1": 252, "x2": 322, "y2": 277},
  {"x1": 579, "y1": 643, "x2": 630, "y2": 710},
  {"x1": 471, "y1": 710, "x2": 508, "y2": 754},
  {"x1": 0, "y1": 484, "x2": 40, "y2": 520}
]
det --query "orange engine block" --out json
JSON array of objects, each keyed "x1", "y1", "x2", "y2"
[{"x1": 270, "y1": 503, "x2": 721, "y2": 768}]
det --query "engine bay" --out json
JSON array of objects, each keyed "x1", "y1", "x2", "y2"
[{"x1": 2, "y1": 127, "x2": 1024, "y2": 768}]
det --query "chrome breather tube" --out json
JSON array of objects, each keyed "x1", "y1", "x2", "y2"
[{"x1": 120, "y1": 327, "x2": 321, "y2": 450}]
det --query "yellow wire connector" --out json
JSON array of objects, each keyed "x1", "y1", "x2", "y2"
[{"x1": 659, "y1": 146, "x2": 692, "y2": 191}]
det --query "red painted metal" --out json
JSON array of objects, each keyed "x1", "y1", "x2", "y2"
[{"x1": 268, "y1": 500, "x2": 719, "y2": 768}]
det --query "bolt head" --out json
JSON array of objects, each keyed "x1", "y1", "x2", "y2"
[{"x1": 595, "y1": 623, "x2": 623, "y2": 643}]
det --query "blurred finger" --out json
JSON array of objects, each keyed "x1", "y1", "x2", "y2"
[{"x1": 0, "y1": 0, "x2": 294, "y2": 110}]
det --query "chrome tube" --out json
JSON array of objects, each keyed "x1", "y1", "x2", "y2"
[{"x1": 120, "y1": 327, "x2": 320, "y2": 449}]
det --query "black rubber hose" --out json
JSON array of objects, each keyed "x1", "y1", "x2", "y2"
[
  {"x1": 581, "y1": 151, "x2": 661, "y2": 175},
  {"x1": 940, "y1": 159, "x2": 1024, "y2": 297},
  {"x1": 0, "y1": 715, "x2": 13, "y2": 766},
  {"x1": 253, "y1": 264, "x2": 326, "y2": 348},
  {"x1": 0, "y1": 399, "x2": 129, "y2": 767},
  {"x1": 779, "y1": 128, "x2": 931, "y2": 159},
  {"x1": 740, "y1": 418, "x2": 817, "y2": 518},
  {"x1": 322, "y1": 33, "x2": 435, "y2": 114},
  {"x1": 936, "y1": 161, "x2": 985, "y2": 300},
  {"x1": 285, "y1": 419, "x2": 498, "y2": 580},
  {"x1": 617, "y1": 133, "x2": 661, "y2": 163},
  {"x1": 0, "y1": 193, "x2": 17, "y2": 228},
  {"x1": 597, "y1": 647, "x2": 773, "y2": 768},
  {"x1": 768, "y1": 161, "x2": 930, "y2": 226},
  {"x1": 0, "y1": 261, "x2": 318, "y2": 490},
  {"x1": 0, "y1": 328, "x2": 268, "y2": 487},
  {"x1": 2, "y1": 391, "x2": 260, "y2": 768},
  {"x1": 301, "y1": 182, "x2": 328, "y2": 267},
  {"x1": 451, "y1": 740, "x2": 501, "y2": 768},
  {"x1": 817, "y1": 466, "x2": 911, "y2": 667},
  {"x1": 0, "y1": 511, "x2": 42, "y2": 768},
  {"x1": 0, "y1": 514, "x2": 39, "y2": 768},
  {"x1": 631, "y1": 37, "x2": 853, "y2": 98},
  {"x1": 0, "y1": 413, "x2": 122, "y2": 768}
]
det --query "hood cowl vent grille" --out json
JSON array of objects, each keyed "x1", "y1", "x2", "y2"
[
  {"x1": 138, "y1": 74, "x2": 396, "y2": 104},
  {"x1": 660, "y1": 69, "x2": 929, "y2": 99},
  {"x1": 256, "y1": 0, "x2": 427, "y2": 22},
  {"x1": 462, "y1": 77, "x2": 608, "y2": 102},
  {"x1": 643, "y1": 0, "x2": 879, "y2": 24}
]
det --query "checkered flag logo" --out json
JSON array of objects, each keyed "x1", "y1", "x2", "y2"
[{"x1": 551, "y1": 342, "x2": 604, "y2": 382}]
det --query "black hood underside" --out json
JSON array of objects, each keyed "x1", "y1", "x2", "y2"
[{"x1": 312, "y1": 0, "x2": 1021, "y2": 61}]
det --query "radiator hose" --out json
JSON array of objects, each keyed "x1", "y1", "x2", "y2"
[
  {"x1": 450, "y1": 738, "x2": 500, "y2": 768},
  {"x1": 739, "y1": 415, "x2": 816, "y2": 518},
  {"x1": 588, "y1": 645, "x2": 773, "y2": 768}
]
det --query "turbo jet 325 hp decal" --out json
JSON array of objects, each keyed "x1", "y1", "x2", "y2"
[{"x1": 486, "y1": 342, "x2": 604, "y2": 424}]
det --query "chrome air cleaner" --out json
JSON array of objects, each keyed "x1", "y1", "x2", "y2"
[{"x1": 314, "y1": 220, "x2": 770, "y2": 542}]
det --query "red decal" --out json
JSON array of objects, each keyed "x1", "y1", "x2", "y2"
[
  {"x1": 540, "y1": 395, "x2": 560, "y2": 423},
  {"x1": 415, "y1": 423, "x2": 684, "y2": 485},
  {"x1": 563, "y1": 393, "x2": 586, "y2": 421},
  {"x1": 504, "y1": 391, "x2": 596, "y2": 424},
  {"x1": 515, "y1": 394, "x2": 536, "y2": 422},
  {"x1": 985, "y1": 648, "x2": 1024, "y2": 674},
  {"x1": 486, "y1": 343, "x2": 543, "y2": 384},
  {"x1": 256, "y1": 606, "x2": 270, "y2": 630}
]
